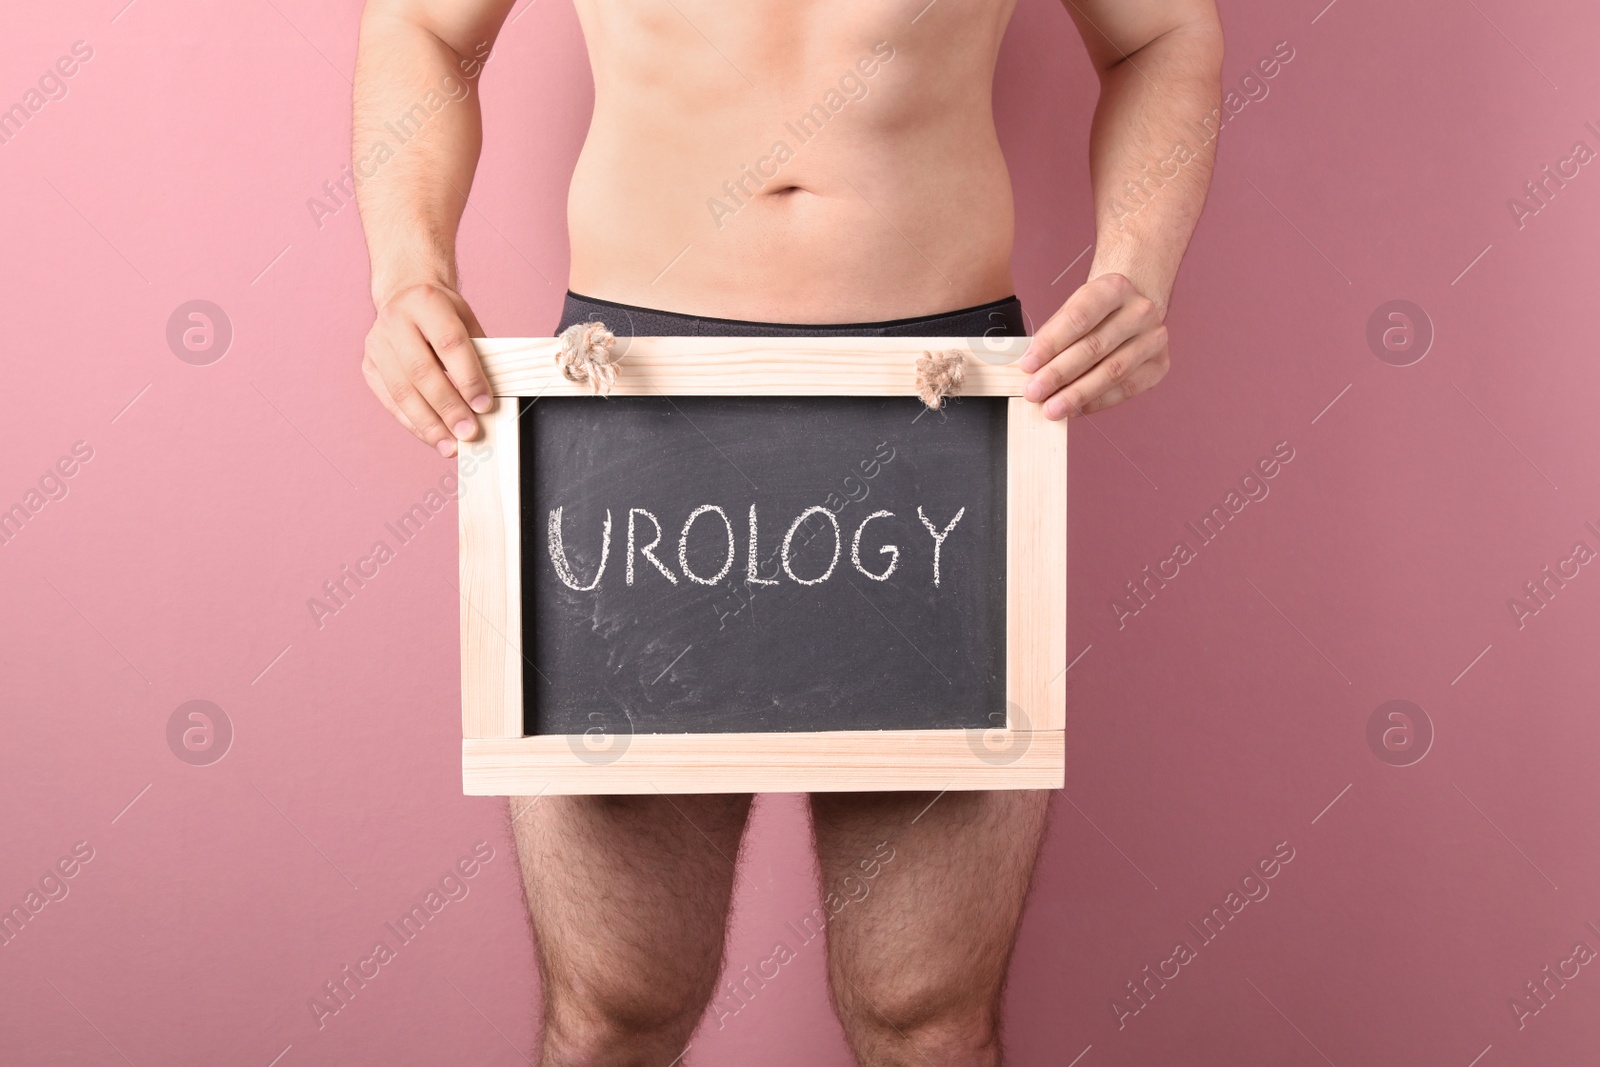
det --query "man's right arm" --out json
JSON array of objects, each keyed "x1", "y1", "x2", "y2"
[{"x1": 353, "y1": 0, "x2": 515, "y2": 457}]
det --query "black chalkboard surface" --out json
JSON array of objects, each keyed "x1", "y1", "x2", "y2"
[{"x1": 520, "y1": 395, "x2": 1007, "y2": 735}]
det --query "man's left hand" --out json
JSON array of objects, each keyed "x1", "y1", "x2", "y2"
[{"x1": 1017, "y1": 272, "x2": 1170, "y2": 420}]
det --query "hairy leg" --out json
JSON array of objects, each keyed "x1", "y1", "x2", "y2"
[
  {"x1": 808, "y1": 789, "x2": 1051, "y2": 1067},
  {"x1": 509, "y1": 792, "x2": 754, "y2": 1067}
]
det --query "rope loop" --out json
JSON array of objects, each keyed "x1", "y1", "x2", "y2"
[
  {"x1": 915, "y1": 348, "x2": 967, "y2": 409},
  {"x1": 555, "y1": 321, "x2": 619, "y2": 396}
]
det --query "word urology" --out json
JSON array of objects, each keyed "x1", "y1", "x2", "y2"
[{"x1": 548, "y1": 503, "x2": 965, "y2": 590}]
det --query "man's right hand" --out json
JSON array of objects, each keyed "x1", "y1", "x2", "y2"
[{"x1": 361, "y1": 283, "x2": 493, "y2": 458}]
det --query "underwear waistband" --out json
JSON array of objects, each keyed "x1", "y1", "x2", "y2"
[{"x1": 555, "y1": 291, "x2": 1027, "y2": 339}]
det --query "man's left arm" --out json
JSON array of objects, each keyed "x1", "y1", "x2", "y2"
[{"x1": 1019, "y1": 0, "x2": 1224, "y2": 420}]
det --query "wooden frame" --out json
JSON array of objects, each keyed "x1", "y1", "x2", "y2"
[{"x1": 459, "y1": 337, "x2": 1066, "y2": 795}]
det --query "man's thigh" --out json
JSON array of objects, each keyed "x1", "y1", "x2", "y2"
[
  {"x1": 808, "y1": 790, "x2": 1052, "y2": 1022},
  {"x1": 509, "y1": 793, "x2": 754, "y2": 1022}
]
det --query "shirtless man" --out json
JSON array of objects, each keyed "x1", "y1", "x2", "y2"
[{"x1": 353, "y1": 0, "x2": 1220, "y2": 1062}]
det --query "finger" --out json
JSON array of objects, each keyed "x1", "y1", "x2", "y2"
[
  {"x1": 375, "y1": 331, "x2": 459, "y2": 456},
  {"x1": 1041, "y1": 326, "x2": 1169, "y2": 420},
  {"x1": 1018, "y1": 273, "x2": 1134, "y2": 374},
  {"x1": 1023, "y1": 296, "x2": 1155, "y2": 404},
  {"x1": 398, "y1": 308, "x2": 483, "y2": 444},
  {"x1": 397, "y1": 317, "x2": 482, "y2": 451},
  {"x1": 362, "y1": 353, "x2": 420, "y2": 438},
  {"x1": 414, "y1": 290, "x2": 494, "y2": 421},
  {"x1": 1081, "y1": 347, "x2": 1170, "y2": 416}
]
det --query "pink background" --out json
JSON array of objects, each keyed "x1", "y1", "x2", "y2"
[{"x1": 4, "y1": 0, "x2": 1598, "y2": 1064}]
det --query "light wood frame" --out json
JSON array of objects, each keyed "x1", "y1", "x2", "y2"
[{"x1": 459, "y1": 337, "x2": 1066, "y2": 795}]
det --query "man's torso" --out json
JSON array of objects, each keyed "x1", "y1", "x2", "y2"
[{"x1": 566, "y1": 0, "x2": 1020, "y2": 321}]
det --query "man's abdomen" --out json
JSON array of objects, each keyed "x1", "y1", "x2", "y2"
[{"x1": 565, "y1": 0, "x2": 1019, "y2": 322}]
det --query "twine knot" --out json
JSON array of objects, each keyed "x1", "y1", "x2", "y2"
[
  {"x1": 915, "y1": 348, "x2": 966, "y2": 409},
  {"x1": 555, "y1": 321, "x2": 620, "y2": 395}
]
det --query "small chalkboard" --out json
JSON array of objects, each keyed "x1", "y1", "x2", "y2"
[
  {"x1": 458, "y1": 337, "x2": 1065, "y2": 795},
  {"x1": 524, "y1": 394, "x2": 1007, "y2": 735}
]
